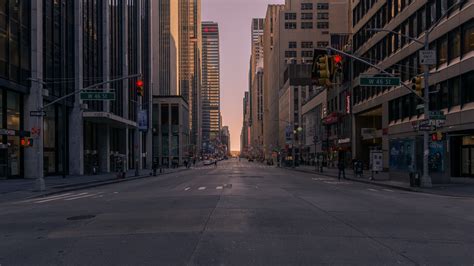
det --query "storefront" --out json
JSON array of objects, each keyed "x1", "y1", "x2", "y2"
[
  {"x1": 0, "y1": 89, "x2": 24, "y2": 179},
  {"x1": 450, "y1": 134, "x2": 474, "y2": 178}
]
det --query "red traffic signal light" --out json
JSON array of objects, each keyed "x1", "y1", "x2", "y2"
[
  {"x1": 20, "y1": 138, "x2": 33, "y2": 147},
  {"x1": 136, "y1": 79, "x2": 144, "y2": 97},
  {"x1": 333, "y1": 55, "x2": 343, "y2": 64}
]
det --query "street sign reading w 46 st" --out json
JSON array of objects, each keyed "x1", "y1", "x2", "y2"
[{"x1": 360, "y1": 76, "x2": 400, "y2": 86}]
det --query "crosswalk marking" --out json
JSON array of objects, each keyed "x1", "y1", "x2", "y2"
[
  {"x1": 368, "y1": 188, "x2": 378, "y2": 192},
  {"x1": 19, "y1": 191, "x2": 107, "y2": 204},
  {"x1": 64, "y1": 193, "x2": 103, "y2": 201},
  {"x1": 216, "y1": 186, "x2": 223, "y2": 190},
  {"x1": 20, "y1": 193, "x2": 74, "y2": 203},
  {"x1": 184, "y1": 187, "x2": 191, "y2": 191},
  {"x1": 198, "y1": 187, "x2": 206, "y2": 190},
  {"x1": 35, "y1": 193, "x2": 88, "y2": 203}
]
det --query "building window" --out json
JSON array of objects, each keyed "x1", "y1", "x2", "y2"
[
  {"x1": 289, "y1": 41, "x2": 297, "y2": 48},
  {"x1": 449, "y1": 28, "x2": 461, "y2": 61},
  {"x1": 301, "y1": 42, "x2": 313, "y2": 48},
  {"x1": 450, "y1": 76, "x2": 460, "y2": 107},
  {"x1": 285, "y1": 50, "x2": 297, "y2": 58},
  {"x1": 285, "y1": 22, "x2": 297, "y2": 29},
  {"x1": 285, "y1": 13, "x2": 296, "y2": 20},
  {"x1": 317, "y1": 12, "x2": 329, "y2": 19},
  {"x1": 301, "y1": 3, "x2": 313, "y2": 10},
  {"x1": 317, "y1": 3, "x2": 329, "y2": 10},
  {"x1": 301, "y1": 13, "x2": 313, "y2": 20},
  {"x1": 317, "y1": 22, "x2": 329, "y2": 29},
  {"x1": 301, "y1": 50, "x2": 313, "y2": 57},
  {"x1": 317, "y1": 41, "x2": 329, "y2": 47},
  {"x1": 301, "y1": 22, "x2": 313, "y2": 29},
  {"x1": 462, "y1": 71, "x2": 474, "y2": 104},
  {"x1": 462, "y1": 20, "x2": 474, "y2": 55},
  {"x1": 322, "y1": 31, "x2": 329, "y2": 35},
  {"x1": 437, "y1": 35, "x2": 448, "y2": 66}
]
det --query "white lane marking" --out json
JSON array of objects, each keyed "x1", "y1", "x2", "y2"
[
  {"x1": 368, "y1": 188, "x2": 378, "y2": 192},
  {"x1": 216, "y1": 186, "x2": 223, "y2": 190},
  {"x1": 19, "y1": 193, "x2": 74, "y2": 203},
  {"x1": 35, "y1": 193, "x2": 89, "y2": 203},
  {"x1": 198, "y1": 187, "x2": 206, "y2": 190},
  {"x1": 64, "y1": 193, "x2": 103, "y2": 201},
  {"x1": 184, "y1": 187, "x2": 191, "y2": 191},
  {"x1": 383, "y1": 189, "x2": 394, "y2": 192},
  {"x1": 92, "y1": 195, "x2": 104, "y2": 199}
]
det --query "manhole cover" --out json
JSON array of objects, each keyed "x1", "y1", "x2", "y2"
[{"x1": 66, "y1": 215, "x2": 96, "y2": 221}]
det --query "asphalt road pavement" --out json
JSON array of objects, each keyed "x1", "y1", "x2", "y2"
[{"x1": 1, "y1": 158, "x2": 473, "y2": 265}]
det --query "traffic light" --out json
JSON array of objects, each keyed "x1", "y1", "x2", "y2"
[
  {"x1": 136, "y1": 79, "x2": 144, "y2": 97},
  {"x1": 411, "y1": 76, "x2": 424, "y2": 96},
  {"x1": 313, "y1": 55, "x2": 330, "y2": 85},
  {"x1": 20, "y1": 138, "x2": 33, "y2": 147},
  {"x1": 331, "y1": 55, "x2": 343, "y2": 78},
  {"x1": 431, "y1": 132, "x2": 444, "y2": 141}
]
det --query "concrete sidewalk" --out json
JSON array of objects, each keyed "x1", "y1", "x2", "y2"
[
  {"x1": 285, "y1": 165, "x2": 474, "y2": 198},
  {"x1": 0, "y1": 167, "x2": 188, "y2": 203}
]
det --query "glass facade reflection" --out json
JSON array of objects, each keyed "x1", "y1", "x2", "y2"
[{"x1": 0, "y1": 90, "x2": 23, "y2": 178}]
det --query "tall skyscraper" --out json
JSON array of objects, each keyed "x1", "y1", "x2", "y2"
[
  {"x1": 10, "y1": 0, "x2": 153, "y2": 181},
  {"x1": 179, "y1": 0, "x2": 202, "y2": 154},
  {"x1": 152, "y1": 0, "x2": 180, "y2": 96},
  {"x1": 201, "y1": 21, "x2": 221, "y2": 152},
  {"x1": 250, "y1": 18, "x2": 264, "y2": 85},
  {"x1": 249, "y1": 18, "x2": 265, "y2": 158},
  {"x1": 152, "y1": 0, "x2": 202, "y2": 156}
]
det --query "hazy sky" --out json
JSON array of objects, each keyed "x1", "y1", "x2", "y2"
[{"x1": 202, "y1": 0, "x2": 284, "y2": 151}]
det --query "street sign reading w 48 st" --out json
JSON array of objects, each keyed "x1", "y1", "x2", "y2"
[
  {"x1": 80, "y1": 91, "x2": 116, "y2": 100},
  {"x1": 360, "y1": 76, "x2": 400, "y2": 86}
]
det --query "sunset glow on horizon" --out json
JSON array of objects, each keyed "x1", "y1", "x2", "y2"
[{"x1": 202, "y1": 0, "x2": 284, "y2": 151}]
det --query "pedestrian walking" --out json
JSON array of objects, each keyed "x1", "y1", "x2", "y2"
[
  {"x1": 214, "y1": 159, "x2": 218, "y2": 168},
  {"x1": 338, "y1": 160, "x2": 346, "y2": 181}
]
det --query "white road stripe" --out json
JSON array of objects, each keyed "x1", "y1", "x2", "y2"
[
  {"x1": 383, "y1": 189, "x2": 394, "y2": 192},
  {"x1": 35, "y1": 193, "x2": 89, "y2": 203},
  {"x1": 64, "y1": 193, "x2": 102, "y2": 201},
  {"x1": 368, "y1": 188, "x2": 378, "y2": 192},
  {"x1": 198, "y1": 187, "x2": 206, "y2": 190},
  {"x1": 216, "y1": 186, "x2": 223, "y2": 190},
  {"x1": 19, "y1": 193, "x2": 74, "y2": 203},
  {"x1": 184, "y1": 187, "x2": 191, "y2": 191}
]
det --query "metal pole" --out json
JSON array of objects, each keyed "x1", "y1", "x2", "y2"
[
  {"x1": 421, "y1": 32, "x2": 432, "y2": 187},
  {"x1": 292, "y1": 130, "x2": 295, "y2": 168}
]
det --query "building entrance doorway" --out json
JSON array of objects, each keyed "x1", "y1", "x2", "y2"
[
  {"x1": 0, "y1": 147, "x2": 7, "y2": 178},
  {"x1": 461, "y1": 146, "x2": 474, "y2": 177}
]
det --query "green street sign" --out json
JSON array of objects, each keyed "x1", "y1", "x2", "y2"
[
  {"x1": 80, "y1": 91, "x2": 115, "y2": 101},
  {"x1": 428, "y1": 111, "x2": 446, "y2": 120},
  {"x1": 360, "y1": 76, "x2": 401, "y2": 86}
]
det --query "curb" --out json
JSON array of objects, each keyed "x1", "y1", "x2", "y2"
[
  {"x1": 284, "y1": 167, "x2": 474, "y2": 198},
  {"x1": 284, "y1": 167, "x2": 419, "y2": 192},
  {"x1": 25, "y1": 168, "x2": 189, "y2": 200}
]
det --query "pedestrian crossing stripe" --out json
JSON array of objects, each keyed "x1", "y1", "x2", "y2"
[{"x1": 19, "y1": 192, "x2": 105, "y2": 204}]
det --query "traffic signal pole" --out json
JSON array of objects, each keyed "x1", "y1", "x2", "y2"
[
  {"x1": 28, "y1": 73, "x2": 142, "y2": 191},
  {"x1": 364, "y1": 0, "x2": 465, "y2": 187},
  {"x1": 421, "y1": 31, "x2": 432, "y2": 187}
]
